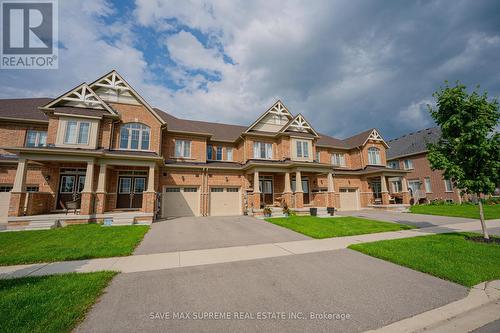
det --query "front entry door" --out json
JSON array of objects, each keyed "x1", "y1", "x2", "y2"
[
  {"x1": 117, "y1": 176, "x2": 146, "y2": 209},
  {"x1": 371, "y1": 181, "x2": 382, "y2": 201},
  {"x1": 57, "y1": 174, "x2": 85, "y2": 209},
  {"x1": 302, "y1": 179, "x2": 310, "y2": 205},
  {"x1": 259, "y1": 178, "x2": 273, "y2": 206}
]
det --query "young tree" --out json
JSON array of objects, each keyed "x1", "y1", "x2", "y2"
[{"x1": 427, "y1": 82, "x2": 500, "y2": 239}]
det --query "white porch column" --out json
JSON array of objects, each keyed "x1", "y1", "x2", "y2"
[
  {"x1": 401, "y1": 176, "x2": 408, "y2": 192},
  {"x1": 284, "y1": 172, "x2": 292, "y2": 193},
  {"x1": 147, "y1": 164, "x2": 155, "y2": 192},
  {"x1": 295, "y1": 170, "x2": 303, "y2": 192},
  {"x1": 327, "y1": 172, "x2": 335, "y2": 192},
  {"x1": 253, "y1": 170, "x2": 260, "y2": 193},
  {"x1": 12, "y1": 158, "x2": 27, "y2": 192},
  {"x1": 380, "y1": 174, "x2": 388, "y2": 192},
  {"x1": 96, "y1": 163, "x2": 107, "y2": 193},
  {"x1": 82, "y1": 160, "x2": 95, "y2": 193}
]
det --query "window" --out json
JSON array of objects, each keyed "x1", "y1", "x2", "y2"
[
  {"x1": 211, "y1": 187, "x2": 224, "y2": 192},
  {"x1": 207, "y1": 144, "x2": 213, "y2": 160},
  {"x1": 120, "y1": 123, "x2": 150, "y2": 150},
  {"x1": 25, "y1": 130, "x2": 47, "y2": 147},
  {"x1": 226, "y1": 147, "x2": 233, "y2": 161},
  {"x1": 444, "y1": 179, "x2": 453, "y2": 192},
  {"x1": 388, "y1": 161, "x2": 399, "y2": 169},
  {"x1": 165, "y1": 187, "x2": 180, "y2": 192},
  {"x1": 227, "y1": 187, "x2": 239, "y2": 192},
  {"x1": 403, "y1": 159, "x2": 414, "y2": 170},
  {"x1": 26, "y1": 185, "x2": 39, "y2": 192},
  {"x1": 332, "y1": 153, "x2": 346, "y2": 166},
  {"x1": 216, "y1": 146, "x2": 223, "y2": 160},
  {"x1": 175, "y1": 140, "x2": 191, "y2": 158},
  {"x1": 253, "y1": 142, "x2": 273, "y2": 159},
  {"x1": 0, "y1": 185, "x2": 13, "y2": 192},
  {"x1": 60, "y1": 176, "x2": 75, "y2": 193},
  {"x1": 367, "y1": 147, "x2": 381, "y2": 165},
  {"x1": 392, "y1": 181, "x2": 402, "y2": 193},
  {"x1": 118, "y1": 178, "x2": 132, "y2": 193},
  {"x1": 64, "y1": 120, "x2": 90, "y2": 145},
  {"x1": 296, "y1": 140, "x2": 309, "y2": 158},
  {"x1": 408, "y1": 180, "x2": 421, "y2": 195},
  {"x1": 424, "y1": 177, "x2": 432, "y2": 193},
  {"x1": 184, "y1": 187, "x2": 198, "y2": 192},
  {"x1": 316, "y1": 151, "x2": 320, "y2": 162}
]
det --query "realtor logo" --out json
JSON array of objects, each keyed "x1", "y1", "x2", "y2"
[{"x1": 1, "y1": 0, "x2": 58, "y2": 69}]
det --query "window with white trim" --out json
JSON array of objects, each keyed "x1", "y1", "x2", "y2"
[
  {"x1": 331, "y1": 153, "x2": 346, "y2": 166},
  {"x1": 424, "y1": 177, "x2": 432, "y2": 193},
  {"x1": 216, "y1": 146, "x2": 223, "y2": 161},
  {"x1": 316, "y1": 151, "x2": 320, "y2": 162},
  {"x1": 64, "y1": 120, "x2": 90, "y2": 145},
  {"x1": 120, "y1": 123, "x2": 150, "y2": 150},
  {"x1": 226, "y1": 147, "x2": 233, "y2": 161},
  {"x1": 387, "y1": 161, "x2": 399, "y2": 169},
  {"x1": 367, "y1": 147, "x2": 381, "y2": 165},
  {"x1": 403, "y1": 159, "x2": 414, "y2": 170},
  {"x1": 0, "y1": 185, "x2": 13, "y2": 192},
  {"x1": 207, "y1": 144, "x2": 213, "y2": 160},
  {"x1": 444, "y1": 179, "x2": 453, "y2": 192},
  {"x1": 25, "y1": 130, "x2": 47, "y2": 147},
  {"x1": 26, "y1": 185, "x2": 39, "y2": 192},
  {"x1": 175, "y1": 140, "x2": 191, "y2": 158},
  {"x1": 296, "y1": 140, "x2": 309, "y2": 158},
  {"x1": 253, "y1": 142, "x2": 273, "y2": 159}
]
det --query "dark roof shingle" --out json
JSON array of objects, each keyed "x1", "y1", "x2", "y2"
[
  {"x1": 387, "y1": 127, "x2": 441, "y2": 160},
  {"x1": 0, "y1": 98, "x2": 50, "y2": 121}
]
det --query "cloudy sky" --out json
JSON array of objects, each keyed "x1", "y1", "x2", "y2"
[{"x1": 1, "y1": 0, "x2": 500, "y2": 140}]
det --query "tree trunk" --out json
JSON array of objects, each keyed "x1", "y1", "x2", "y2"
[{"x1": 477, "y1": 195, "x2": 490, "y2": 240}]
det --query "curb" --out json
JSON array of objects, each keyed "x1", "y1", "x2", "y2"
[{"x1": 366, "y1": 280, "x2": 500, "y2": 333}]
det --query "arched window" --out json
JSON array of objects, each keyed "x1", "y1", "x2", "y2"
[
  {"x1": 368, "y1": 147, "x2": 381, "y2": 165},
  {"x1": 120, "y1": 123, "x2": 150, "y2": 150}
]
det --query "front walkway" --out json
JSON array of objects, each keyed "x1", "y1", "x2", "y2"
[{"x1": 2, "y1": 219, "x2": 499, "y2": 279}]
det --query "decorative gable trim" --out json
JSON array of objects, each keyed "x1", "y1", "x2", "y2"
[
  {"x1": 41, "y1": 83, "x2": 117, "y2": 115},
  {"x1": 363, "y1": 129, "x2": 388, "y2": 148},
  {"x1": 90, "y1": 70, "x2": 166, "y2": 125},
  {"x1": 279, "y1": 113, "x2": 319, "y2": 137},
  {"x1": 244, "y1": 100, "x2": 293, "y2": 133}
]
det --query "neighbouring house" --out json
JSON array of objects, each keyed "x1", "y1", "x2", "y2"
[
  {"x1": 386, "y1": 127, "x2": 462, "y2": 204},
  {"x1": 0, "y1": 70, "x2": 411, "y2": 229}
]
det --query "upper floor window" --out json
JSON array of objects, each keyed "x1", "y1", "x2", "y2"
[
  {"x1": 175, "y1": 140, "x2": 191, "y2": 158},
  {"x1": 387, "y1": 161, "x2": 399, "y2": 169},
  {"x1": 367, "y1": 147, "x2": 381, "y2": 165},
  {"x1": 120, "y1": 123, "x2": 150, "y2": 150},
  {"x1": 207, "y1": 144, "x2": 213, "y2": 160},
  {"x1": 296, "y1": 140, "x2": 309, "y2": 158},
  {"x1": 227, "y1": 147, "x2": 233, "y2": 161},
  {"x1": 25, "y1": 130, "x2": 47, "y2": 147},
  {"x1": 444, "y1": 179, "x2": 453, "y2": 192},
  {"x1": 424, "y1": 177, "x2": 432, "y2": 193},
  {"x1": 216, "y1": 146, "x2": 223, "y2": 160},
  {"x1": 332, "y1": 153, "x2": 346, "y2": 166},
  {"x1": 403, "y1": 159, "x2": 414, "y2": 170},
  {"x1": 316, "y1": 151, "x2": 320, "y2": 162},
  {"x1": 254, "y1": 142, "x2": 273, "y2": 159},
  {"x1": 64, "y1": 120, "x2": 90, "y2": 145}
]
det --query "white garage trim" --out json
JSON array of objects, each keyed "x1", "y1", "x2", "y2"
[
  {"x1": 338, "y1": 188, "x2": 360, "y2": 211},
  {"x1": 161, "y1": 186, "x2": 201, "y2": 218},
  {"x1": 209, "y1": 186, "x2": 242, "y2": 216}
]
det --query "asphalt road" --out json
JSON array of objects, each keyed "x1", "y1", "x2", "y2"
[{"x1": 77, "y1": 249, "x2": 467, "y2": 333}]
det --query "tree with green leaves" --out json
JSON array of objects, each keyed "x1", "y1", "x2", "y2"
[{"x1": 427, "y1": 82, "x2": 500, "y2": 239}]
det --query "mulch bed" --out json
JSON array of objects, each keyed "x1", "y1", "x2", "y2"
[{"x1": 465, "y1": 235, "x2": 500, "y2": 244}]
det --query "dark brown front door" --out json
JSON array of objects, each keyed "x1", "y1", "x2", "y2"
[
  {"x1": 302, "y1": 179, "x2": 310, "y2": 205},
  {"x1": 57, "y1": 174, "x2": 85, "y2": 209},
  {"x1": 259, "y1": 178, "x2": 273, "y2": 206},
  {"x1": 117, "y1": 176, "x2": 146, "y2": 209}
]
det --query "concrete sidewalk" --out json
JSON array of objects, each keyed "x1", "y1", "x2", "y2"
[{"x1": 1, "y1": 219, "x2": 499, "y2": 279}]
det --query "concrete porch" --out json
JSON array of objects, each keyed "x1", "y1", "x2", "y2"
[{"x1": 5, "y1": 211, "x2": 154, "y2": 231}]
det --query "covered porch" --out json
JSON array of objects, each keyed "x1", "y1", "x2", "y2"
[
  {"x1": 6, "y1": 149, "x2": 160, "y2": 228},
  {"x1": 365, "y1": 170, "x2": 411, "y2": 208}
]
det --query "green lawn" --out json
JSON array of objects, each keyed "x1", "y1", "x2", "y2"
[
  {"x1": 0, "y1": 272, "x2": 116, "y2": 333},
  {"x1": 409, "y1": 203, "x2": 500, "y2": 220},
  {"x1": 265, "y1": 216, "x2": 414, "y2": 239},
  {"x1": 349, "y1": 233, "x2": 500, "y2": 287},
  {"x1": 0, "y1": 224, "x2": 149, "y2": 266}
]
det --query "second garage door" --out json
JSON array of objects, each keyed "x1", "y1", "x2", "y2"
[
  {"x1": 339, "y1": 188, "x2": 359, "y2": 211},
  {"x1": 162, "y1": 187, "x2": 200, "y2": 218},
  {"x1": 209, "y1": 187, "x2": 241, "y2": 216}
]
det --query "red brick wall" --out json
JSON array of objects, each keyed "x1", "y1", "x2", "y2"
[
  {"x1": 0, "y1": 122, "x2": 48, "y2": 154},
  {"x1": 163, "y1": 133, "x2": 207, "y2": 162},
  {"x1": 46, "y1": 116, "x2": 59, "y2": 145}
]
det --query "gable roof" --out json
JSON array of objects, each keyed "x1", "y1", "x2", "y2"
[
  {"x1": 342, "y1": 128, "x2": 388, "y2": 148},
  {"x1": 42, "y1": 83, "x2": 117, "y2": 116},
  {"x1": 0, "y1": 98, "x2": 50, "y2": 122},
  {"x1": 279, "y1": 113, "x2": 319, "y2": 137},
  {"x1": 387, "y1": 127, "x2": 441, "y2": 160},
  {"x1": 90, "y1": 70, "x2": 166, "y2": 125},
  {"x1": 245, "y1": 100, "x2": 293, "y2": 133}
]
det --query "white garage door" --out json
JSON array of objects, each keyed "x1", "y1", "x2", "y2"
[
  {"x1": 162, "y1": 187, "x2": 200, "y2": 218},
  {"x1": 209, "y1": 187, "x2": 241, "y2": 216},
  {"x1": 0, "y1": 192, "x2": 11, "y2": 223},
  {"x1": 339, "y1": 188, "x2": 359, "y2": 211}
]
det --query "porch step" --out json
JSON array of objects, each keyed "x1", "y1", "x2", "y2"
[
  {"x1": 109, "y1": 216, "x2": 135, "y2": 225},
  {"x1": 8, "y1": 220, "x2": 58, "y2": 231}
]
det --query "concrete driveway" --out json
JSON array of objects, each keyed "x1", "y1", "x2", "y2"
[
  {"x1": 134, "y1": 216, "x2": 309, "y2": 254},
  {"x1": 340, "y1": 209, "x2": 478, "y2": 228},
  {"x1": 76, "y1": 249, "x2": 467, "y2": 333}
]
